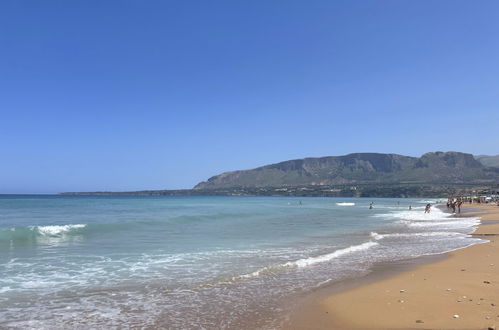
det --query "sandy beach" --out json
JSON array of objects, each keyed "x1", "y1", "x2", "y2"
[{"x1": 285, "y1": 204, "x2": 499, "y2": 330}]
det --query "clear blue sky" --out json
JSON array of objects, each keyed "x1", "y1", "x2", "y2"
[{"x1": 1, "y1": 0, "x2": 498, "y2": 193}]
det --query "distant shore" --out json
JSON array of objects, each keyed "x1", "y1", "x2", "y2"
[
  {"x1": 59, "y1": 183, "x2": 494, "y2": 198},
  {"x1": 284, "y1": 203, "x2": 499, "y2": 329}
]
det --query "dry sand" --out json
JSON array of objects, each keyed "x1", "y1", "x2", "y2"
[{"x1": 285, "y1": 204, "x2": 499, "y2": 330}]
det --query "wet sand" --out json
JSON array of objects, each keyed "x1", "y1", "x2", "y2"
[{"x1": 285, "y1": 204, "x2": 499, "y2": 330}]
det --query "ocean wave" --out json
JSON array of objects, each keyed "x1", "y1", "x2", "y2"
[
  {"x1": 370, "y1": 231, "x2": 466, "y2": 240},
  {"x1": 336, "y1": 202, "x2": 355, "y2": 206},
  {"x1": 0, "y1": 224, "x2": 87, "y2": 242},
  {"x1": 233, "y1": 266, "x2": 281, "y2": 281},
  {"x1": 417, "y1": 199, "x2": 441, "y2": 204},
  {"x1": 0, "y1": 286, "x2": 11, "y2": 294},
  {"x1": 376, "y1": 206, "x2": 423, "y2": 210},
  {"x1": 231, "y1": 241, "x2": 379, "y2": 282},
  {"x1": 285, "y1": 241, "x2": 378, "y2": 268},
  {"x1": 373, "y1": 207, "x2": 450, "y2": 221},
  {"x1": 37, "y1": 224, "x2": 86, "y2": 236},
  {"x1": 374, "y1": 206, "x2": 479, "y2": 224},
  {"x1": 396, "y1": 219, "x2": 480, "y2": 229}
]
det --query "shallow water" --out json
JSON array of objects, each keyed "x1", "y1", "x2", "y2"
[{"x1": 0, "y1": 195, "x2": 482, "y2": 329}]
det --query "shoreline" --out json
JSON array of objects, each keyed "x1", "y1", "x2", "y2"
[{"x1": 283, "y1": 203, "x2": 499, "y2": 329}]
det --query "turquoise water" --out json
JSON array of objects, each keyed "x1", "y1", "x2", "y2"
[{"x1": 0, "y1": 195, "x2": 482, "y2": 329}]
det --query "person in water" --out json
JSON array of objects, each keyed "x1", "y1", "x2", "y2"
[
  {"x1": 369, "y1": 202, "x2": 373, "y2": 209},
  {"x1": 409, "y1": 205, "x2": 412, "y2": 210},
  {"x1": 424, "y1": 203, "x2": 431, "y2": 213}
]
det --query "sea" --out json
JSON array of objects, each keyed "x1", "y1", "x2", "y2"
[{"x1": 0, "y1": 195, "x2": 483, "y2": 329}]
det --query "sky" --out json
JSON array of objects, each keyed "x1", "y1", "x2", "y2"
[{"x1": 1, "y1": 0, "x2": 498, "y2": 193}]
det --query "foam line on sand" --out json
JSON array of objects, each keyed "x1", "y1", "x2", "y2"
[{"x1": 284, "y1": 204, "x2": 499, "y2": 330}]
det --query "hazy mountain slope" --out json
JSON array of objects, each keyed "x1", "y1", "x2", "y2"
[
  {"x1": 475, "y1": 155, "x2": 499, "y2": 168},
  {"x1": 194, "y1": 152, "x2": 499, "y2": 189}
]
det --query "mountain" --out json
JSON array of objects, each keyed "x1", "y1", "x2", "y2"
[
  {"x1": 475, "y1": 155, "x2": 499, "y2": 168},
  {"x1": 194, "y1": 152, "x2": 499, "y2": 189}
]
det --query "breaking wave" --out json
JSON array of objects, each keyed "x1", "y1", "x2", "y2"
[
  {"x1": 373, "y1": 206, "x2": 480, "y2": 229},
  {"x1": 370, "y1": 231, "x2": 466, "y2": 240},
  {"x1": 286, "y1": 241, "x2": 378, "y2": 267},
  {"x1": 232, "y1": 241, "x2": 379, "y2": 282},
  {"x1": 0, "y1": 224, "x2": 87, "y2": 242}
]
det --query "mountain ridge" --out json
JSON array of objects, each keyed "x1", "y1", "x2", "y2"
[{"x1": 194, "y1": 152, "x2": 499, "y2": 189}]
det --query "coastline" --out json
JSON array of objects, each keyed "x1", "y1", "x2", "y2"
[{"x1": 284, "y1": 203, "x2": 499, "y2": 329}]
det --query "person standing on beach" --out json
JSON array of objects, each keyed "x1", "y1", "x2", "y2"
[{"x1": 457, "y1": 200, "x2": 462, "y2": 214}]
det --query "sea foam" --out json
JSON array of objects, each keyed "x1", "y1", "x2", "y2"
[
  {"x1": 285, "y1": 241, "x2": 378, "y2": 268},
  {"x1": 36, "y1": 224, "x2": 87, "y2": 236},
  {"x1": 233, "y1": 241, "x2": 379, "y2": 281},
  {"x1": 370, "y1": 231, "x2": 466, "y2": 240},
  {"x1": 0, "y1": 224, "x2": 87, "y2": 242}
]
